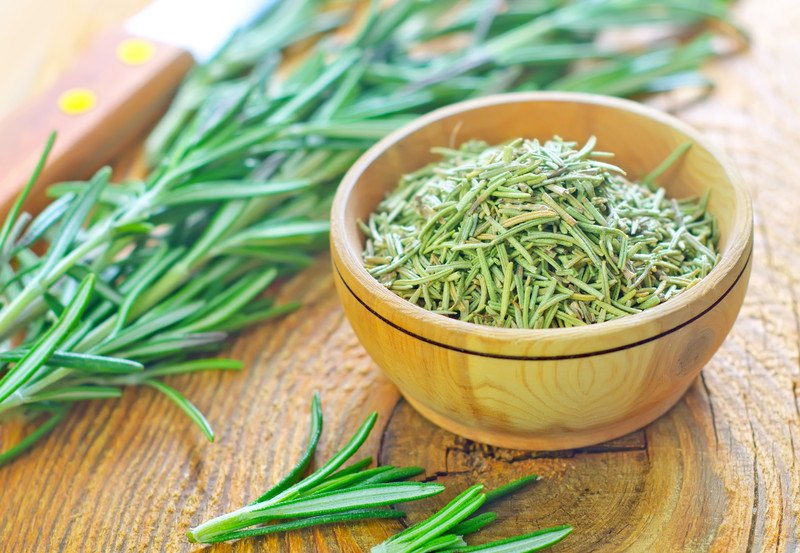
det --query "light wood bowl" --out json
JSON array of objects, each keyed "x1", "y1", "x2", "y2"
[{"x1": 330, "y1": 92, "x2": 752, "y2": 450}]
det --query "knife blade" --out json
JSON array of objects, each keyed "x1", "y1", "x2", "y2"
[
  {"x1": 125, "y1": 0, "x2": 275, "y2": 63},
  {"x1": 0, "y1": 0, "x2": 278, "y2": 216}
]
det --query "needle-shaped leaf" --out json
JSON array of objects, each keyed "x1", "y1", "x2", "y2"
[
  {"x1": 37, "y1": 167, "x2": 111, "y2": 281},
  {"x1": 270, "y1": 411, "x2": 379, "y2": 503},
  {"x1": 161, "y1": 179, "x2": 314, "y2": 205},
  {"x1": 181, "y1": 268, "x2": 278, "y2": 333},
  {"x1": 141, "y1": 358, "x2": 242, "y2": 379},
  {"x1": 256, "y1": 482, "x2": 444, "y2": 518},
  {"x1": 642, "y1": 142, "x2": 693, "y2": 186},
  {"x1": 145, "y1": 379, "x2": 214, "y2": 442},
  {"x1": 301, "y1": 466, "x2": 398, "y2": 497},
  {"x1": 268, "y1": 49, "x2": 361, "y2": 124},
  {"x1": 66, "y1": 265, "x2": 124, "y2": 305},
  {"x1": 200, "y1": 509, "x2": 406, "y2": 544},
  {"x1": 374, "y1": 485, "x2": 486, "y2": 553},
  {"x1": 110, "y1": 248, "x2": 186, "y2": 338},
  {"x1": 251, "y1": 393, "x2": 324, "y2": 504},
  {"x1": 216, "y1": 220, "x2": 330, "y2": 252},
  {"x1": 358, "y1": 466, "x2": 425, "y2": 486},
  {"x1": 113, "y1": 332, "x2": 227, "y2": 361},
  {"x1": 0, "y1": 350, "x2": 142, "y2": 374},
  {"x1": 13, "y1": 193, "x2": 73, "y2": 253},
  {"x1": 416, "y1": 534, "x2": 467, "y2": 553},
  {"x1": 211, "y1": 301, "x2": 301, "y2": 333},
  {"x1": 190, "y1": 81, "x2": 254, "y2": 151},
  {"x1": 27, "y1": 385, "x2": 121, "y2": 403},
  {"x1": 439, "y1": 525, "x2": 573, "y2": 552},
  {"x1": 42, "y1": 292, "x2": 65, "y2": 317},
  {"x1": 0, "y1": 132, "x2": 56, "y2": 259},
  {"x1": 484, "y1": 475, "x2": 539, "y2": 504},
  {"x1": 94, "y1": 302, "x2": 204, "y2": 355},
  {"x1": 324, "y1": 457, "x2": 374, "y2": 481},
  {"x1": 449, "y1": 512, "x2": 497, "y2": 537},
  {"x1": 47, "y1": 182, "x2": 132, "y2": 207}
]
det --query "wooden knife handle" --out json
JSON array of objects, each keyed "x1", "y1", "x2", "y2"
[{"x1": 0, "y1": 27, "x2": 194, "y2": 216}]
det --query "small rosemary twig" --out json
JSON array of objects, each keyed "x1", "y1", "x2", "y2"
[
  {"x1": 186, "y1": 395, "x2": 439, "y2": 544},
  {"x1": 372, "y1": 475, "x2": 571, "y2": 553}
]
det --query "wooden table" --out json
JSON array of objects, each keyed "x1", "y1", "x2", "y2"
[{"x1": 1, "y1": 1, "x2": 799, "y2": 551}]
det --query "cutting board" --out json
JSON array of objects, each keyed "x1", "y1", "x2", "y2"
[{"x1": 0, "y1": 0, "x2": 799, "y2": 551}]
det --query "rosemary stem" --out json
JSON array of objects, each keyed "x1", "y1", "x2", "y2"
[
  {"x1": 187, "y1": 503, "x2": 265, "y2": 543},
  {"x1": 0, "y1": 367, "x2": 73, "y2": 414}
]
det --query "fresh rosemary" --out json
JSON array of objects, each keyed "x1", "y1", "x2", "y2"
[
  {"x1": 188, "y1": 395, "x2": 571, "y2": 552},
  {"x1": 372, "y1": 479, "x2": 572, "y2": 553},
  {"x1": 362, "y1": 137, "x2": 719, "y2": 328},
  {"x1": 187, "y1": 395, "x2": 438, "y2": 543},
  {"x1": 1, "y1": 0, "x2": 739, "y2": 462}
]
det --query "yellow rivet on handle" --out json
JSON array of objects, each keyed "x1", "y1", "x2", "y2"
[
  {"x1": 117, "y1": 38, "x2": 155, "y2": 66},
  {"x1": 57, "y1": 88, "x2": 97, "y2": 115}
]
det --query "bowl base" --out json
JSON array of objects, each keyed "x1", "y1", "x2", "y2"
[{"x1": 402, "y1": 378, "x2": 696, "y2": 451}]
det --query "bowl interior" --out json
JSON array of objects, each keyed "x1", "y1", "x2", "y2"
[{"x1": 340, "y1": 94, "x2": 745, "y2": 262}]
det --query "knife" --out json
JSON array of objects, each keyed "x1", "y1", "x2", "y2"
[{"x1": 0, "y1": 0, "x2": 275, "y2": 216}]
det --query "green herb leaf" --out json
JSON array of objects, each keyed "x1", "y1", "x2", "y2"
[
  {"x1": 144, "y1": 379, "x2": 214, "y2": 442},
  {"x1": 251, "y1": 393, "x2": 324, "y2": 504},
  {"x1": 202, "y1": 509, "x2": 406, "y2": 544},
  {"x1": 440, "y1": 525, "x2": 573, "y2": 552}
]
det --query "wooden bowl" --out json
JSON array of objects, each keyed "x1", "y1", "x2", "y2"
[{"x1": 330, "y1": 92, "x2": 752, "y2": 450}]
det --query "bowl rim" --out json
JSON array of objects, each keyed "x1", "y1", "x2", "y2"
[{"x1": 331, "y1": 91, "x2": 753, "y2": 344}]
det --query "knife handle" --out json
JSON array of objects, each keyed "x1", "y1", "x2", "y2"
[{"x1": 0, "y1": 27, "x2": 194, "y2": 216}]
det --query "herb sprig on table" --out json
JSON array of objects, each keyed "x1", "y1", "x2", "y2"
[
  {"x1": 187, "y1": 395, "x2": 438, "y2": 543},
  {"x1": 188, "y1": 395, "x2": 571, "y2": 552},
  {"x1": 371, "y1": 481, "x2": 572, "y2": 553},
  {"x1": 1, "y1": 0, "x2": 740, "y2": 462}
]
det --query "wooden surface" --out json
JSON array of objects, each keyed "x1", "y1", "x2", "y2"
[
  {"x1": 331, "y1": 91, "x2": 752, "y2": 450},
  {"x1": 1, "y1": 1, "x2": 800, "y2": 552}
]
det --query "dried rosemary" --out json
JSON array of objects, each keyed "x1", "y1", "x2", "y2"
[{"x1": 362, "y1": 137, "x2": 719, "y2": 328}]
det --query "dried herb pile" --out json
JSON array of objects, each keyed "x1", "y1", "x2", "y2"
[{"x1": 363, "y1": 137, "x2": 719, "y2": 328}]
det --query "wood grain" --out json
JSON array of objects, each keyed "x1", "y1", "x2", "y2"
[{"x1": 1, "y1": 0, "x2": 799, "y2": 551}]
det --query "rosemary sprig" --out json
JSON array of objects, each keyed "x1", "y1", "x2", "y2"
[
  {"x1": 187, "y1": 395, "x2": 438, "y2": 544},
  {"x1": 373, "y1": 476, "x2": 571, "y2": 553},
  {"x1": 188, "y1": 396, "x2": 571, "y2": 550},
  {"x1": 363, "y1": 137, "x2": 718, "y2": 328},
  {"x1": 1, "y1": 0, "x2": 739, "y2": 462}
]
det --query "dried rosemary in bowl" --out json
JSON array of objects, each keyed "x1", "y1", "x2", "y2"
[{"x1": 361, "y1": 137, "x2": 719, "y2": 329}]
